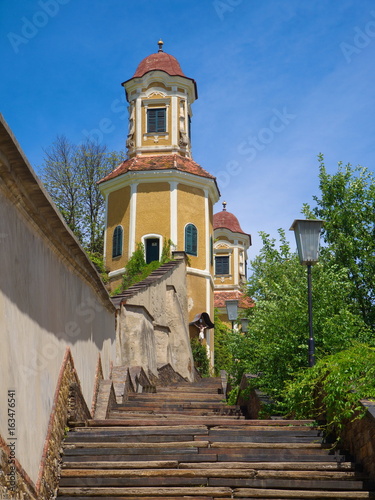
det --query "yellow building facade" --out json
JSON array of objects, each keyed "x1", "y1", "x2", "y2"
[
  {"x1": 99, "y1": 42, "x2": 220, "y2": 361},
  {"x1": 213, "y1": 202, "x2": 252, "y2": 324}
]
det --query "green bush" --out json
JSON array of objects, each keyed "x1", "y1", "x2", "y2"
[
  {"x1": 191, "y1": 338, "x2": 210, "y2": 377},
  {"x1": 283, "y1": 344, "x2": 375, "y2": 436}
]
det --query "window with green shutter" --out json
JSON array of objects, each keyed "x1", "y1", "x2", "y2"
[
  {"x1": 147, "y1": 108, "x2": 166, "y2": 133},
  {"x1": 112, "y1": 225, "x2": 123, "y2": 258},
  {"x1": 215, "y1": 255, "x2": 229, "y2": 275},
  {"x1": 185, "y1": 224, "x2": 197, "y2": 256}
]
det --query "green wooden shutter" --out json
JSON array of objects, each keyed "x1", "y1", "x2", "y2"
[
  {"x1": 185, "y1": 224, "x2": 197, "y2": 256},
  {"x1": 215, "y1": 256, "x2": 229, "y2": 274},
  {"x1": 112, "y1": 226, "x2": 123, "y2": 258},
  {"x1": 148, "y1": 109, "x2": 166, "y2": 133}
]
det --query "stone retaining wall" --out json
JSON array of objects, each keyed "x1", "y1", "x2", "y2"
[{"x1": 341, "y1": 400, "x2": 375, "y2": 481}]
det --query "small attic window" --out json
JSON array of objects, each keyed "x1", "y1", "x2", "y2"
[
  {"x1": 147, "y1": 108, "x2": 166, "y2": 133},
  {"x1": 215, "y1": 255, "x2": 229, "y2": 275}
]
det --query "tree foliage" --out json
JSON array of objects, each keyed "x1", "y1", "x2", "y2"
[
  {"x1": 41, "y1": 135, "x2": 123, "y2": 253},
  {"x1": 303, "y1": 154, "x2": 375, "y2": 328},
  {"x1": 191, "y1": 338, "x2": 210, "y2": 377},
  {"x1": 283, "y1": 344, "x2": 375, "y2": 437},
  {"x1": 213, "y1": 310, "x2": 251, "y2": 380},
  {"x1": 229, "y1": 155, "x2": 375, "y2": 416},
  {"x1": 242, "y1": 229, "x2": 373, "y2": 404}
]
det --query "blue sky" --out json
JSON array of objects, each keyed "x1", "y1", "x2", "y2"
[{"x1": 1, "y1": 0, "x2": 375, "y2": 258}]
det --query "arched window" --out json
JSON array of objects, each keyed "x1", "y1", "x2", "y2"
[
  {"x1": 112, "y1": 226, "x2": 123, "y2": 258},
  {"x1": 185, "y1": 224, "x2": 197, "y2": 256}
]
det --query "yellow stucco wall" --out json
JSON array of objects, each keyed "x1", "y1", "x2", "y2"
[
  {"x1": 209, "y1": 198, "x2": 213, "y2": 275},
  {"x1": 187, "y1": 272, "x2": 207, "y2": 321},
  {"x1": 177, "y1": 184, "x2": 206, "y2": 270},
  {"x1": 106, "y1": 186, "x2": 131, "y2": 272},
  {"x1": 135, "y1": 182, "x2": 170, "y2": 242}
]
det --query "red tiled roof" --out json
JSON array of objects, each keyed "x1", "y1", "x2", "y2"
[
  {"x1": 98, "y1": 154, "x2": 217, "y2": 185},
  {"x1": 214, "y1": 290, "x2": 254, "y2": 309},
  {"x1": 214, "y1": 210, "x2": 248, "y2": 235},
  {"x1": 133, "y1": 51, "x2": 185, "y2": 78}
]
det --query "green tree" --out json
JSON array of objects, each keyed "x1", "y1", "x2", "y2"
[
  {"x1": 283, "y1": 344, "x2": 375, "y2": 436},
  {"x1": 41, "y1": 135, "x2": 123, "y2": 253},
  {"x1": 191, "y1": 338, "x2": 210, "y2": 377},
  {"x1": 213, "y1": 311, "x2": 233, "y2": 376},
  {"x1": 40, "y1": 135, "x2": 82, "y2": 237},
  {"x1": 303, "y1": 154, "x2": 375, "y2": 328},
  {"x1": 243, "y1": 229, "x2": 372, "y2": 403},
  {"x1": 213, "y1": 310, "x2": 252, "y2": 384}
]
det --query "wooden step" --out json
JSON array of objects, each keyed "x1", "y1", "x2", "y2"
[
  {"x1": 179, "y1": 461, "x2": 356, "y2": 471},
  {"x1": 60, "y1": 468, "x2": 365, "y2": 481},
  {"x1": 233, "y1": 488, "x2": 375, "y2": 498},
  {"x1": 57, "y1": 376, "x2": 374, "y2": 500},
  {"x1": 58, "y1": 486, "x2": 233, "y2": 497},
  {"x1": 86, "y1": 419, "x2": 312, "y2": 427},
  {"x1": 57, "y1": 486, "x2": 374, "y2": 498}
]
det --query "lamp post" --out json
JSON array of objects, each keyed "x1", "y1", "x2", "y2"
[
  {"x1": 225, "y1": 299, "x2": 239, "y2": 330},
  {"x1": 240, "y1": 318, "x2": 249, "y2": 333},
  {"x1": 290, "y1": 219, "x2": 324, "y2": 367}
]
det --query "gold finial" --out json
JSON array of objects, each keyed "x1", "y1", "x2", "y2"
[
  {"x1": 158, "y1": 39, "x2": 164, "y2": 52},
  {"x1": 222, "y1": 201, "x2": 227, "y2": 211}
]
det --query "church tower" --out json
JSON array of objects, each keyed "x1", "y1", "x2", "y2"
[
  {"x1": 99, "y1": 42, "x2": 220, "y2": 355},
  {"x1": 213, "y1": 202, "x2": 252, "y2": 324}
]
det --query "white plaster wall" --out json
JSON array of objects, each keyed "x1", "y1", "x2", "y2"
[
  {"x1": 0, "y1": 193, "x2": 115, "y2": 483},
  {"x1": 119, "y1": 305, "x2": 157, "y2": 376},
  {"x1": 118, "y1": 261, "x2": 194, "y2": 380}
]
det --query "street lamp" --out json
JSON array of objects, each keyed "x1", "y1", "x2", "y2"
[
  {"x1": 225, "y1": 299, "x2": 239, "y2": 330},
  {"x1": 240, "y1": 318, "x2": 249, "y2": 333},
  {"x1": 290, "y1": 219, "x2": 324, "y2": 367}
]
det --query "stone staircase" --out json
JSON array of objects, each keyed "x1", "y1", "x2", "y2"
[{"x1": 56, "y1": 377, "x2": 375, "y2": 499}]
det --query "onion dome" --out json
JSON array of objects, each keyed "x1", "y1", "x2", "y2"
[
  {"x1": 213, "y1": 201, "x2": 248, "y2": 235},
  {"x1": 133, "y1": 39, "x2": 186, "y2": 78}
]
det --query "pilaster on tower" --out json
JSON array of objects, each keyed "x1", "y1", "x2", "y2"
[{"x1": 122, "y1": 41, "x2": 197, "y2": 159}]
